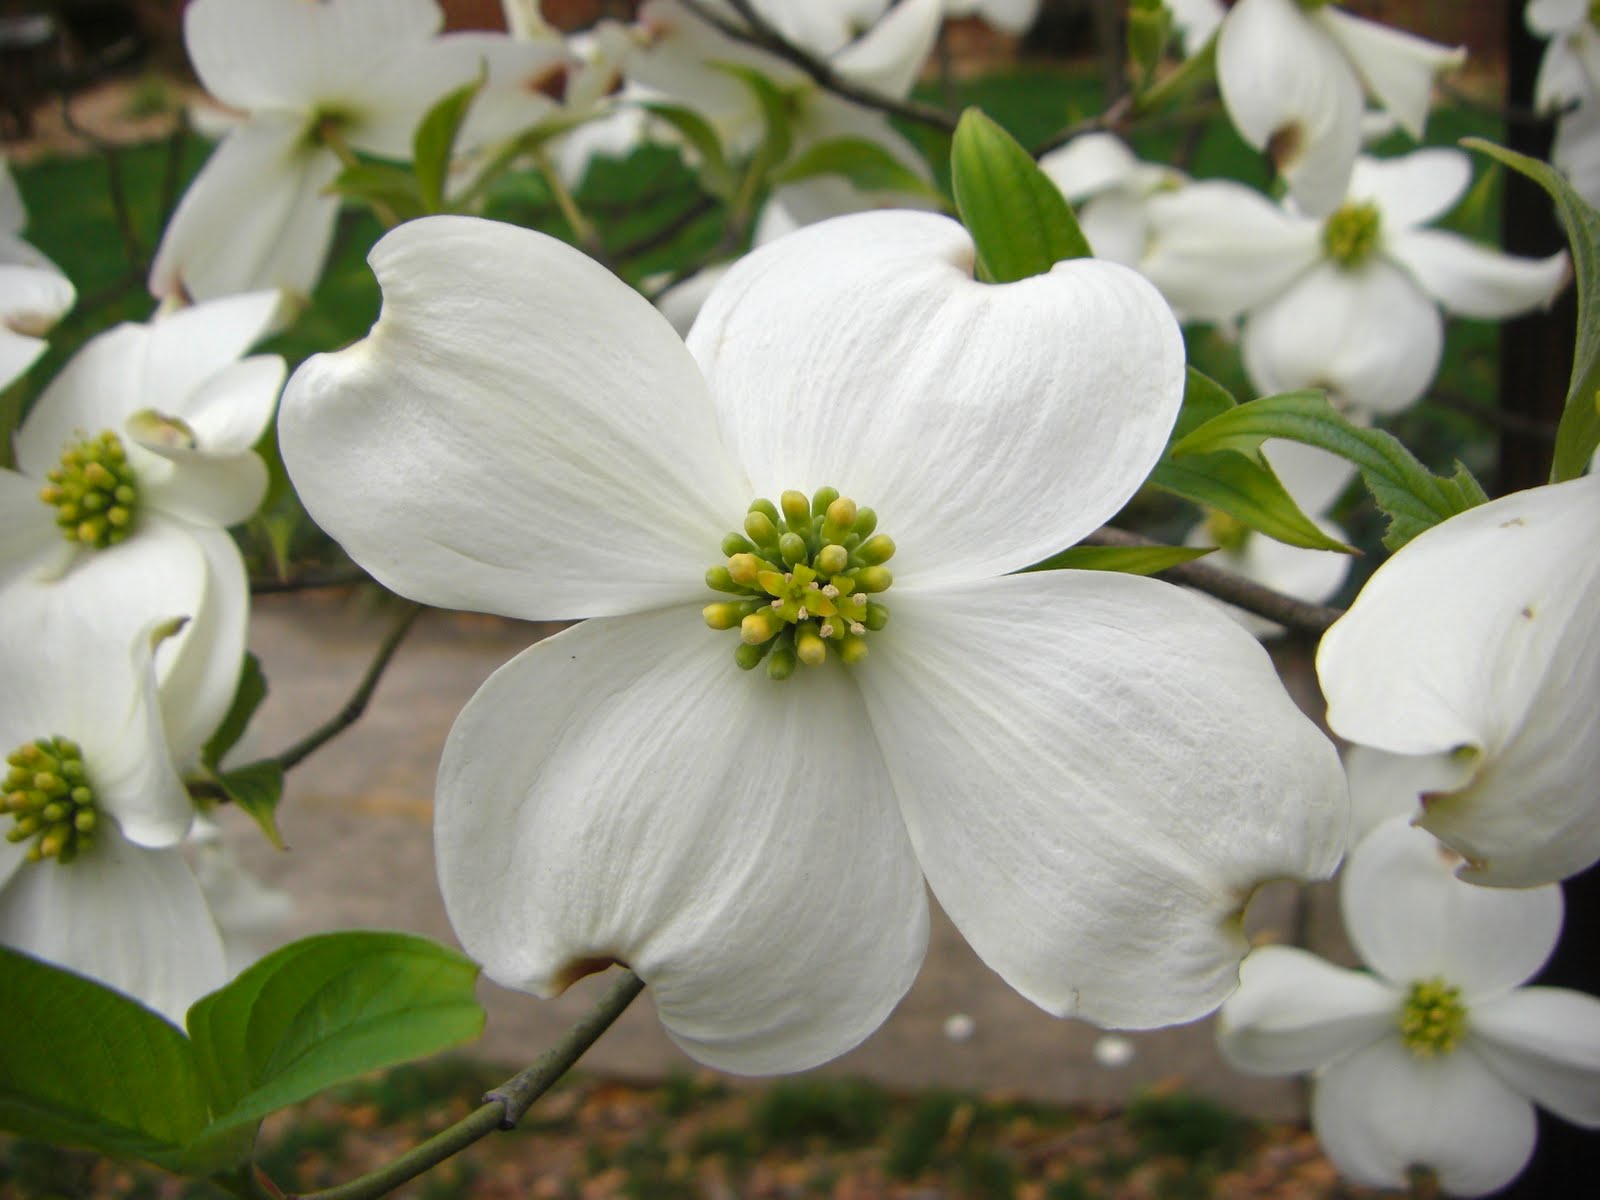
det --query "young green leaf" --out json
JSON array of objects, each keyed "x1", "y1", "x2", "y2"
[
  {"x1": 1024, "y1": 542, "x2": 1215, "y2": 575},
  {"x1": 210, "y1": 759, "x2": 287, "y2": 851},
  {"x1": 0, "y1": 946, "x2": 210, "y2": 1171},
  {"x1": 951, "y1": 107, "x2": 1091, "y2": 282},
  {"x1": 1463, "y1": 137, "x2": 1597, "y2": 482},
  {"x1": 413, "y1": 69, "x2": 487, "y2": 214},
  {"x1": 1172, "y1": 389, "x2": 1488, "y2": 550},
  {"x1": 202, "y1": 653, "x2": 267, "y2": 770},
  {"x1": 186, "y1": 932, "x2": 484, "y2": 1138},
  {"x1": 640, "y1": 101, "x2": 737, "y2": 199},
  {"x1": 771, "y1": 136, "x2": 947, "y2": 206}
]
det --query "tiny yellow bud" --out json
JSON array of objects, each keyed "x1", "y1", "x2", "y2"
[
  {"x1": 837, "y1": 635, "x2": 869, "y2": 663},
  {"x1": 744, "y1": 510, "x2": 779, "y2": 547},
  {"x1": 816, "y1": 544, "x2": 849, "y2": 575},
  {"x1": 855, "y1": 534, "x2": 895, "y2": 565},
  {"x1": 855, "y1": 565, "x2": 893, "y2": 593},
  {"x1": 780, "y1": 490, "x2": 811, "y2": 529},
  {"x1": 740, "y1": 609, "x2": 784, "y2": 645},
  {"x1": 727, "y1": 553, "x2": 762, "y2": 586},
  {"x1": 703, "y1": 601, "x2": 748, "y2": 630},
  {"x1": 796, "y1": 626, "x2": 827, "y2": 666}
]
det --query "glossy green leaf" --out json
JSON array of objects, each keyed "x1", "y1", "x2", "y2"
[
  {"x1": 1464, "y1": 137, "x2": 1598, "y2": 481},
  {"x1": 951, "y1": 107, "x2": 1090, "y2": 283},
  {"x1": 1024, "y1": 542, "x2": 1214, "y2": 575},
  {"x1": 413, "y1": 69, "x2": 486, "y2": 213},
  {"x1": 0, "y1": 946, "x2": 208, "y2": 1171},
  {"x1": 202, "y1": 653, "x2": 266, "y2": 770},
  {"x1": 212, "y1": 759, "x2": 286, "y2": 851},
  {"x1": 1173, "y1": 365, "x2": 1239, "y2": 439},
  {"x1": 1172, "y1": 389, "x2": 1488, "y2": 549},
  {"x1": 640, "y1": 102, "x2": 736, "y2": 198},
  {"x1": 772, "y1": 136, "x2": 945, "y2": 205},
  {"x1": 187, "y1": 932, "x2": 484, "y2": 1138}
]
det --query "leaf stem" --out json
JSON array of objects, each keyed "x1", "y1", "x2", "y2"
[{"x1": 294, "y1": 970, "x2": 645, "y2": 1200}]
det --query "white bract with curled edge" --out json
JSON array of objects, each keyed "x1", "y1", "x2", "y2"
[
  {"x1": 278, "y1": 210, "x2": 1346, "y2": 1075},
  {"x1": 1219, "y1": 819, "x2": 1600, "y2": 1196},
  {"x1": 1318, "y1": 474, "x2": 1600, "y2": 887}
]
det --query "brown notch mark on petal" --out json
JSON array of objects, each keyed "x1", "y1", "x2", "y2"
[
  {"x1": 1266, "y1": 123, "x2": 1303, "y2": 170},
  {"x1": 527, "y1": 61, "x2": 571, "y2": 102},
  {"x1": 551, "y1": 954, "x2": 630, "y2": 993}
]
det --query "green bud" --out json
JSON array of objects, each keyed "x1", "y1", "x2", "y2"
[
  {"x1": 780, "y1": 490, "x2": 812, "y2": 529},
  {"x1": 816, "y1": 543, "x2": 849, "y2": 575},
  {"x1": 810, "y1": 486, "x2": 840, "y2": 517},
  {"x1": 855, "y1": 565, "x2": 893, "y2": 593},
  {"x1": 766, "y1": 643, "x2": 797, "y2": 681},
  {"x1": 721, "y1": 532, "x2": 756, "y2": 557},
  {"x1": 705, "y1": 565, "x2": 741, "y2": 593},
  {"x1": 744, "y1": 510, "x2": 779, "y2": 549},
  {"x1": 748, "y1": 497, "x2": 780, "y2": 524},
  {"x1": 853, "y1": 534, "x2": 896, "y2": 566},
  {"x1": 779, "y1": 531, "x2": 808, "y2": 566}
]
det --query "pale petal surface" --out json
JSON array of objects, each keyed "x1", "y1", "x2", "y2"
[
  {"x1": 1314, "y1": 7, "x2": 1462, "y2": 139},
  {"x1": 855, "y1": 571, "x2": 1345, "y2": 1028},
  {"x1": 280, "y1": 217, "x2": 749, "y2": 620},
  {"x1": 1351, "y1": 148, "x2": 1469, "y2": 232},
  {"x1": 435, "y1": 607, "x2": 929, "y2": 1075},
  {"x1": 1313, "y1": 1039, "x2": 1536, "y2": 1196},
  {"x1": 1217, "y1": 945, "x2": 1396, "y2": 1075},
  {"x1": 689, "y1": 212, "x2": 1185, "y2": 589},
  {"x1": 1469, "y1": 987, "x2": 1600, "y2": 1127},
  {"x1": 1318, "y1": 475, "x2": 1600, "y2": 885},
  {"x1": 1388, "y1": 229, "x2": 1569, "y2": 319}
]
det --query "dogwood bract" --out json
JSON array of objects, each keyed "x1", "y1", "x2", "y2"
[
  {"x1": 1317, "y1": 474, "x2": 1600, "y2": 887},
  {"x1": 1218, "y1": 819, "x2": 1600, "y2": 1196},
  {"x1": 0, "y1": 158, "x2": 74, "y2": 390},
  {"x1": 279, "y1": 211, "x2": 1345, "y2": 1074}
]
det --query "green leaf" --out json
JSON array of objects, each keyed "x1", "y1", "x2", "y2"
[
  {"x1": 717, "y1": 62, "x2": 794, "y2": 171},
  {"x1": 329, "y1": 163, "x2": 425, "y2": 223},
  {"x1": 202, "y1": 653, "x2": 267, "y2": 770},
  {"x1": 187, "y1": 932, "x2": 484, "y2": 1138},
  {"x1": 0, "y1": 946, "x2": 209, "y2": 1172},
  {"x1": 413, "y1": 69, "x2": 487, "y2": 213},
  {"x1": 950, "y1": 107, "x2": 1091, "y2": 283},
  {"x1": 1173, "y1": 365, "x2": 1239, "y2": 440},
  {"x1": 771, "y1": 136, "x2": 946, "y2": 206},
  {"x1": 1131, "y1": 25, "x2": 1217, "y2": 117},
  {"x1": 1463, "y1": 137, "x2": 1598, "y2": 482},
  {"x1": 1172, "y1": 389, "x2": 1488, "y2": 550},
  {"x1": 211, "y1": 759, "x2": 287, "y2": 851},
  {"x1": 640, "y1": 101, "x2": 736, "y2": 198},
  {"x1": 1024, "y1": 543, "x2": 1214, "y2": 575}
]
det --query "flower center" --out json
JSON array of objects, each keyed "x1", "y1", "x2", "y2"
[
  {"x1": 704, "y1": 488, "x2": 893, "y2": 680},
  {"x1": 1322, "y1": 202, "x2": 1382, "y2": 269},
  {"x1": 1398, "y1": 977, "x2": 1467, "y2": 1057},
  {"x1": 4, "y1": 736, "x2": 99, "y2": 865},
  {"x1": 39, "y1": 430, "x2": 139, "y2": 549}
]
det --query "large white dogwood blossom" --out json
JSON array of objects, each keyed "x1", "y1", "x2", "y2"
[
  {"x1": 1219, "y1": 818, "x2": 1600, "y2": 1196},
  {"x1": 279, "y1": 211, "x2": 1346, "y2": 1074},
  {"x1": 0, "y1": 291, "x2": 282, "y2": 770},
  {"x1": 1215, "y1": 0, "x2": 1463, "y2": 216},
  {"x1": 151, "y1": 0, "x2": 568, "y2": 304},
  {"x1": 0, "y1": 586, "x2": 227, "y2": 1025},
  {"x1": 1318, "y1": 474, "x2": 1600, "y2": 887},
  {"x1": 1, "y1": 159, "x2": 74, "y2": 390},
  {"x1": 1142, "y1": 148, "x2": 1569, "y2": 415}
]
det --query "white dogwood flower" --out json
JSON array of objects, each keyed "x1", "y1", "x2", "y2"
[
  {"x1": 0, "y1": 593, "x2": 227, "y2": 1025},
  {"x1": 1, "y1": 158, "x2": 74, "y2": 389},
  {"x1": 1143, "y1": 148, "x2": 1569, "y2": 415},
  {"x1": 1, "y1": 291, "x2": 283, "y2": 770},
  {"x1": 151, "y1": 0, "x2": 568, "y2": 303},
  {"x1": 279, "y1": 211, "x2": 1346, "y2": 1074},
  {"x1": 1038, "y1": 133, "x2": 1183, "y2": 268},
  {"x1": 1318, "y1": 474, "x2": 1600, "y2": 887},
  {"x1": 1215, "y1": 0, "x2": 1463, "y2": 216},
  {"x1": 1219, "y1": 818, "x2": 1600, "y2": 1196}
]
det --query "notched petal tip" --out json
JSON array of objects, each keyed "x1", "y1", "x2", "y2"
[{"x1": 549, "y1": 954, "x2": 629, "y2": 995}]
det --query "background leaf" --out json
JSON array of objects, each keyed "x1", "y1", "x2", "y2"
[
  {"x1": 187, "y1": 932, "x2": 484, "y2": 1138},
  {"x1": 950, "y1": 107, "x2": 1090, "y2": 282},
  {"x1": 413, "y1": 71, "x2": 486, "y2": 214},
  {"x1": 772, "y1": 137, "x2": 946, "y2": 205},
  {"x1": 202, "y1": 652, "x2": 267, "y2": 770},
  {"x1": 1024, "y1": 543, "x2": 1214, "y2": 575}
]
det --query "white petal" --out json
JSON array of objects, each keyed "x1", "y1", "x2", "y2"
[
  {"x1": 1470, "y1": 987, "x2": 1600, "y2": 1126},
  {"x1": 148, "y1": 115, "x2": 340, "y2": 304},
  {"x1": 1142, "y1": 180, "x2": 1323, "y2": 322},
  {"x1": 1038, "y1": 132, "x2": 1141, "y2": 202},
  {"x1": 854, "y1": 571, "x2": 1346, "y2": 1028},
  {"x1": 1261, "y1": 437, "x2": 1359, "y2": 515},
  {"x1": 1553, "y1": 97, "x2": 1600, "y2": 207},
  {"x1": 1077, "y1": 193, "x2": 1155, "y2": 267},
  {"x1": 1349, "y1": 148, "x2": 1470, "y2": 232},
  {"x1": 1536, "y1": 39, "x2": 1593, "y2": 111},
  {"x1": 1317, "y1": 475, "x2": 1600, "y2": 886},
  {"x1": 0, "y1": 468, "x2": 66, "y2": 581},
  {"x1": 163, "y1": 354, "x2": 285, "y2": 459},
  {"x1": 1388, "y1": 229, "x2": 1570, "y2": 319},
  {"x1": 0, "y1": 325, "x2": 44, "y2": 392},
  {"x1": 1242, "y1": 259, "x2": 1442, "y2": 414},
  {"x1": 1343, "y1": 744, "x2": 1462, "y2": 844},
  {"x1": 435, "y1": 606, "x2": 929, "y2": 1075},
  {"x1": 0, "y1": 822, "x2": 226, "y2": 1026},
  {"x1": 1528, "y1": 0, "x2": 1588, "y2": 37},
  {"x1": 1314, "y1": 8, "x2": 1464, "y2": 140},
  {"x1": 0, "y1": 261, "x2": 75, "y2": 335},
  {"x1": 183, "y1": 0, "x2": 441, "y2": 111},
  {"x1": 1313, "y1": 1039, "x2": 1536, "y2": 1197},
  {"x1": 1341, "y1": 819, "x2": 1563, "y2": 999},
  {"x1": 1217, "y1": 945, "x2": 1397, "y2": 1075},
  {"x1": 188, "y1": 815, "x2": 295, "y2": 975},
  {"x1": 280, "y1": 216, "x2": 747, "y2": 620},
  {"x1": 1216, "y1": 0, "x2": 1363, "y2": 217},
  {"x1": 689, "y1": 211, "x2": 1185, "y2": 589},
  {"x1": 142, "y1": 291, "x2": 286, "y2": 407},
  {"x1": 830, "y1": 0, "x2": 940, "y2": 100}
]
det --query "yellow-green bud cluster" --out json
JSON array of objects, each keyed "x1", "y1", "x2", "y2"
[
  {"x1": 5, "y1": 736, "x2": 98, "y2": 865},
  {"x1": 704, "y1": 488, "x2": 892, "y2": 679},
  {"x1": 40, "y1": 430, "x2": 139, "y2": 549},
  {"x1": 1322, "y1": 201, "x2": 1382, "y2": 270},
  {"x1": 1398, "y1": 977, "x2": 1468, "y2": 1057}
]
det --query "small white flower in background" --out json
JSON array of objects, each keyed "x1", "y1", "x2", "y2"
[
  {"x1": 1037, "y1": 133, "x2": 1184, "y2": 269},
  {"x1": 1165, "y1": 0, "x2": 1224, "y2": 57},
  {"x1": 188, "y1": 814, "x2": 294, "y2": 976},
  {"x1": 0, "y1": 290, "x2": 283, "y2": 772},
  {"x1": 278, "y1": 210, "x2": 1346, "y2": 1074},
  {"x1": 1527, "y1": 0, "x2": 1600, "y2": 205},
  {"x1": 0, "y1": 597, "x2": 228, "y2": 1025},
  {"x1": 1092, "y1": 1033, "x2": 1136, "y2": 1068},
  {"x1": 942, "y1": 0, "x2": 1040, "y2": 36},
  {"x1": 1142, "y1": 148, "x2": 1569, "y2": 416},
  {"x1": 1318, "y1": 473, "x2": 1600, "y2": 887},
  {"x1": 151, "y1": 0, "x2": 570, "y2": 304},
  {"x1": 629, "y1": 0, "x2": 942, "y2": 222},
  {"x1": 1215, "y1": 0, "x2": 1463, "y2": 216},
  {"x1": 1219, "y1": 818, "x2": 1600, "y2": 1196},
  {"x1": 0, "y1": 158, "x2": 75, "y2": 390}
]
